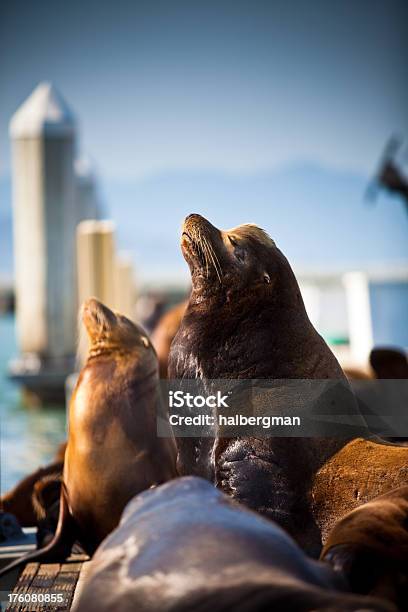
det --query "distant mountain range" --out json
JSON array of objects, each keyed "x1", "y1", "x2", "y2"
[{"x1": 1, "y1": 162, "x2": 408, "y2": 286}]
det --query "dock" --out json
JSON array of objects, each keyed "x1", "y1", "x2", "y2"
[{"x1": 4, "y1": 555, "x2": 90, "y2": 612}]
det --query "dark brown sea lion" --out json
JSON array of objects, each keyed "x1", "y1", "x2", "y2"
[
  {"x1": 0, "y1": 298, "x2": 177, "y2": 578},
  {"x1": 343, "y1": 348, "x2": 408, "y2": 382},
  {"x1": 168, "y1": 214, "x2": 363, "y2": 554},
  {"x1": 321, "y1": 486, "x2": 408, "y2": 609},
  {"x1": 312, "y1": 438, "x2": 408, "y2": 544},
  {"x1": 32, "y1": 474, "x2": 62, "y2": 547},
  {"x1": 370, "y1": 348, "x2": 408, "y2": 379},
  {"x1": 73, "y1": 477, "x2": 393, "y2": 612},
  {"x1": 368, "y1": 348, "x2": 408, "y2": 442},
  {"x1": 151, "y1": 300, "x2": 187, "y2": 378},
  {"x1": 0, "y1": 441, "x2": 66, "y2": 526}
]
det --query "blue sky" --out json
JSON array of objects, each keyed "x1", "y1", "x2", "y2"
[{"x1": 0, "y1": 1, "x2": 407, "y2": 283}]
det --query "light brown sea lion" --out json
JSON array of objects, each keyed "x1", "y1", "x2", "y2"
[
  {"x1": 312, "y1": 438, "x2": 408, "y2": 544},
  {"x1": 343, "y1": 367, "x2": 373, "y2": 381},
  {"x1": 0, "y1": 298, "x2": 177, "y2": 578},
  {"x1": 321, "y1": 486, "x2": 408, "y2": 609},
  {"x1": 151, "y1": 300, "x2": 188, "y2": 378},
  {"x1": 168, "y1": 214, "x2": 364, "y2": 554},
  {"x1": 32, "y1": 474, "x2": 62, "y2": 547},
  {"x1": 73, "y1": 477, "x2": 393, "y2": 612}
]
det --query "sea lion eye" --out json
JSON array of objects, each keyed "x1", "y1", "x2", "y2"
[
  {"x1": 264, "y1": 273, "x2": 271, "y2": 284},
  {"x1": 228, "y1": 235, "x2": 246, "y2": 263}
]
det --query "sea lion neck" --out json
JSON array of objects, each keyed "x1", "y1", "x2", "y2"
[
  {"x1": 188, "y1": 252, "x2": 307, "y2": 321},
  {"x1": 175, "y1": 299, "x2": 312, "y2": 381}
]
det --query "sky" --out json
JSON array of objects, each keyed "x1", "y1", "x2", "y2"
[{"x1": 0, "y1": 0, "x2": 407, "y2": 283}]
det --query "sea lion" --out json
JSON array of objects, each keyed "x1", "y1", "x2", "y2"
[
  {"x1": 343, "y1": 367, "x2": 373, "y2": 381},
  {"x1": 151, "y1": 300, "x2": 188, "y2": 378},
  {"x1": 32, "y1": 474, "x2": 62, "y2": 547},
  {"x1": 0, "y1": 441, "x2": 66, "y2": 526},
  {"x1": 168, "y1": 214, "x2": 362, "y2": 554},
  {"x1": 0, "y1": 298, "x2": 177, "y2": 578},
  {"x1": 342, "y1": 348, "x2": 408, "y2": 382},
  {"x1": 73, "y1": 477, "x2": 393, "y2": 612},
  {"x1": 321, "y1": 485, "x2": 408, "y2": 609},
  {"x1": 312, "y1": 438, "x2": 408, "y2": 544},
  {"x1": 370, "y1": 348, "x2": 408, "y2": 379},
  {"x1": 368, "y1": 348, "x2": 408, "y2": 442}
]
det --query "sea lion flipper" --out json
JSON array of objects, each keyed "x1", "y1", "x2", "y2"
[{"x1": 0, "y1": 485, "x2": 77, "y2": 578}]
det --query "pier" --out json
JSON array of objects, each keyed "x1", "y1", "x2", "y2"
[
  {"x1": 5, "y1": 555, "x2": 89, "y2": 612},
  {"x1": 7, "y1": 83, "x2": 136, "y2": 405}
]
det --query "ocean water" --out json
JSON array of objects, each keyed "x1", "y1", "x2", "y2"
[{"x1": 0, "y1": 315, "x2": 66, "y2": 494}]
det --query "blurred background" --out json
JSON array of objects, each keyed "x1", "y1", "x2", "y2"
[{"x1": 1, "y1": 0, "x2": 407, "y2": 494}]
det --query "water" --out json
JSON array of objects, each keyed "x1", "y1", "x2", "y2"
[{"x1": 0, "y1": 315, "x2": 66, "y2": 494}]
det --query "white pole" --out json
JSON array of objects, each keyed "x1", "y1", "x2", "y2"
[
  {"x1": 76, "y1": 220, "x2": 116, "y2": 310},
  {"x1": 75, "y1": 157, "x2": 100, "y2": 222},
  {"x1": 343, "y1": 271, "x2": 374, "y2": 364},
  {"x1": 10, "y1": 82, "x2": 77, "y2": 360},
  {"x1": 114, "y1": 253, "x2": 136, "y2": 320}
]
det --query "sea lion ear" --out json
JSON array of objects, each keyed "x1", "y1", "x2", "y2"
[{"x1": 263, "y1": 273, "x2": 271, "y2": 284}]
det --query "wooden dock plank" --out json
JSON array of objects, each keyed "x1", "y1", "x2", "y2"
[
  {"x1": 5, "y1": 557, "x2": 89, "y2": 612},
  {"x1": 6, "y1": 564, "x2": 39, "y2": 611}
]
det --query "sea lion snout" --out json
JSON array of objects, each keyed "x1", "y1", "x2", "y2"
[
  {"x1": 184, "y1": 213, "x2": 204, "y2": 223},
  {"x1": 182, "y1": 213, "x2": 221, "y2": 243},
  {"x1": 181, "y1": 214, "x2": 282, "y2": 294},
  {"x1": 82, "y1": 297, "x2": 117, "y2": 334},
  {"x1": 81, "y1": 298, "x2": 152, "y2": 354},
  {"x1": 181, "y1": 214, "x2": 224, "y2": 277}
]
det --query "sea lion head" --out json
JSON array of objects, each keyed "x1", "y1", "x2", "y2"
[
  {"x1": 175, "y1": 214, "x2": 345, "y2": 382},
  {"x1": 370, "y1": 347, "x2": 408, "y2": 379},
  {"x1": 322, "y1": 486, "x2": 408, "y2": 608},
  {"x1": 181, "y1": 213, "x2": 294, "y2": 300},
  {"x1": 81, "y1": 298, "x2": 153, "y2": 360}
]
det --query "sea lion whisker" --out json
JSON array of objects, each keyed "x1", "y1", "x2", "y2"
[
  {"x1": 202, "y1": 235, "x2": 222, "y2": 282},
  {"x1": 199, "y1": 234, "x2": 212, "y2": 279},
  {"x1": 209, "y1": 242, "x2": 223, "y2": 281},
  {"x1": 200, "y1": 237, "x2": 211, "y2": 279},
  {"x1": 203, "y1": 234, "x2": 223, "y2": 280},
  {"x1": 198, "y1": 231, "x2": 210, "y2": 278},
  {"x1": 193, "y1": 230, "x2": 208, "y2": 275},
  {"x1": 199, "y1": 231, "x2": 213, "y2": 280}
]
